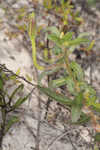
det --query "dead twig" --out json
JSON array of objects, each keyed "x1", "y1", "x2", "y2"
[
  {"x1": 0, "y1": 64, "x2": 36, "y2": 87},
  {"x1": 47, "y1": 131, "x2": 68, "y2": 150}
]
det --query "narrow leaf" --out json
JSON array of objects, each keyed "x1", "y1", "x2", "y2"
[
  {"x1": 0, "y1": 77, "x2": 3, "y2": 90},
  {"x1": 61, "y1": 32, "x2": 73, "y2": 43},
  {"x1": 5, "y1": 116, "x2": 19, "y2": 132},
  {"x1": 10, "y1": 84, "x2": 24, "y2": 101},
  {"x1": 71, "y1": 105, "x2": 81, "y2": 123},
  {"x1": 63, "y1": 38, "x2": 89, "y2": 47},
  {"x1": 94, "y1": 133, "x2": 100, "y2": 142},
  {"x1": 47, "y1": 33, "x2": 60, "y2": 45},
  {"x1": 38, "y1": 85, "x2": 73, "y2": 106},
  {"x1": 71, "y1": 92, "x2": 83, "y2": 122},
  {"x1": 38, "y1": 67, "x2": 60, "y2": 85},
  {"x1": 44, "y1": 26, "x2": 60, "y2": 37},
  {"x1": 49, "y1": 77, "x2": 68, "y2": 88},
  {"x1": 87, "y1": 40, "x2": 95, "y2": 51},
  {"x1": 11, "y1": 94, "x2": 29, "y2": 110},
  {"x1": 70, "y1": 61, "x2": 84, "y2": 81}
]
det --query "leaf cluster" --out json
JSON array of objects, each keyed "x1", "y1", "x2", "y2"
[
  {"x1": 27, "y1": 0, "x2": 100, "y2": 144},
  {"x1": 0, "y1": 66, "x2": 30, "y2": 147}
]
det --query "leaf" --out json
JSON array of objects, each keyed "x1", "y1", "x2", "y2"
[
  {"x1": 9, "y1": 74, "x2": 15, "y2": 80},
  {"x1": 83, "y1": 86, "x2": 97, "y2": 106},
  {"x1": 43, "y1": 0, "x2": 53, "y2": 9},
  {"x1": 0, "y1": 77, "x2": 3, "y2": 90},
  {"x1": 74, "y1": 92, "x2": 84, "y2": 107},
  {"x1": 60, "y1": 32, "x2": 73, "y2": 43},
  {"x1": 47, "y1": 33, "x2": 60, "y2": 45},
  {"x1": 1, "y1": 72, "x2": 8, "y2": 81},
  {"x1": 16, "y1": 68, "x2": 21, "y2": 75},
  {"x1": 65, "y1": 76, "x2": 75, "y2": 94},
  {"x1": 63, "y1": 38, "x2": 89, "y2": 47},
  {"x1": 5, "y1": 116, "x2": 19, "y2": 132},
  {"x1": 92, "y1": 105, "x2": 100, "y2": 113},
  {"x1": 26, "y1": 74, "x2": 32, "y2": 82},
  {"x1": 44, "y1": 26, "x2": 60, "y2": 37},
  {"x1": 92, "y1": 103, "x2": 100, "y2": 111},
  {"x1": 10, "y1": 84, "x2": 24, "y2": 101},
  {"x1": 49, "y1": 76, "x2": 75, "y2": 94},
  {"x1": 38, "y1": 85, "x2": 73, "y2": 106},
  {"x1": 70, "y1": 61, "x2": 84, "y2": 81},
  {"x1": 74, "y1": 112, "x2": 90, "y2": 124},
  {"x1": 94, "y1": 133, "x2": 100, "y2": 142},
  {"x1": 94, "y1": 144, "x2": 99, "y2": 150},
  {"x1": 0, "y1": 95, "x2": 4, "y2": 106},
  {"x1": 87, "y1": 40, "x2": 95, "y2": 51},
  {"x1": 78, "y1": 32, "x2": 90, "y2": 38},
  {"x1": 52, "y1": 45, "x2": 62, "y2": 55},
  {"x1": 49, "y1": 77, "x2": 67, "y2": 88},
  {"x1": 38, "y1": 67, "x2": 61, "y2": 85},
  {"x1": 87, "y1": 0, "x2": 97, "y2": 6},
  {"x1": 71, "y1": 105, "x2": 82, "y2": 123},
  {"x1": 49, "y1": 77, "x2": 68, "y2": 88},
  {"x1": 11, "y1": 94, "x2": 29, "y2": 110},
  {"x1": 75, "y1": 17, "x2": 83, "y2": 23},
  {"x1": 71, "y1": 92, "x2": 83, "y2": 122}
]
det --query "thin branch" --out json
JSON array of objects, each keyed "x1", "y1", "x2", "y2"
[
  {"x1": 67, "y1": 134, "x2": 77, "y2": 150},
  {"x1": 47, "y1": 131, "x2": 68, "y2": 150},
  {"x1": 0, "y1": 64, "x2": 36, "y2": 87},
  {"x1": 47, "y1": 130, "x2": 77, "y2": 150}
]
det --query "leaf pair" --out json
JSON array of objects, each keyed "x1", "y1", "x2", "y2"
[{"x1": 38, "y1": 85, "x2": 85, "y2": 123}]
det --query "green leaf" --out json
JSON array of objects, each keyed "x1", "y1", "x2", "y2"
[
  {"x1": 65, "y1": 76, "x2": 75, "y2": 95},
  {"x1": 87, "y1": 0, "x2": 97, "y2": 6},
  {"x1": 11, "y1": 94, "x2": 29, "y2": 110},
  {"x1": 63, "y1": 38, "x2": 89, "y2": 47},
  {"x1": 44, "y1": 26, "x2": 60, "y2": 37},
  {"x1": 92, "y1": 105, "x2": 100, "y2": 112},
  {"x1": 74, "y1": 112, "x2": 90, "y2": 124},
  {"x1": 38, "y1": 85, "x2": 73, "y2": 106},
  {"x1": 78, "y1": 32, "x2": 90, "y2": 38},
  {"x1": 92, "y1": 103, "x2": 100, "y2": 111},
  {"x1": 38, "y1": 67, "x2": 61, "y2": 85},
  {"x1": 71, "y1": 92, "x2": 83, "y2": 122},
  {"x1": 70, "y1": 61, "x2": 84, "y2": 81},
  {"x1": 47, "y1": 33, "x2": 60, "y2": 46},
  {"x1": 15, "y1": 68, "x2": 21, "y2": 75},
  {"x1": 61, "y1": 32, "x2": 73, "y2": 43},
  {"x1": 1, "y1": 72, "x2": 8, "y2": 81},
  {"x1": 10, "y1": 75, "x2": 17, "y2": 80},
  {"x1": 94, "y1": 133, "x2": 100, "y2": 142},
  {"x1": 5, "y1": 116, "x2": 19, "y2": 132},
  {"x1": 10, "y1": 84, "x2": 24, "y2": 101},
  {"x1": 83, "y1": 86, "x2": 97, "y2": 106},
  {"x1": 49, "y1": 76, "x2": 75, "y2": 94},
  {"x1": 26, "y1": 74, "x2": 32, "y2": 82},
  {"x1": 52, "y1": 45, "x2": 62, "y2": 55},
  {"x1": 0, "y1": 77, "x2": 3, "y2": 90},
  {"x1": 94, "y1": 144, "x2": 99, "y2": 150},
  {"x1": 71, "y1": 105, "x2": 81, "y2": 123},
  {"x1": 74, "y1": 92, "x2": 84, "y2": 107},
  {"x1": 49, "y1": 77, "x2": 68, "y2": 88},
  {"x1": 0, "y1": 95, "x2": 4, "y2": 106}
]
